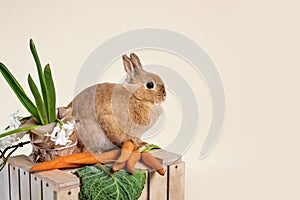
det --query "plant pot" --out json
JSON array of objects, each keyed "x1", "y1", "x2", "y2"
[{"x1": 27, "y1": 107, "x2": 83, "y2": 162}]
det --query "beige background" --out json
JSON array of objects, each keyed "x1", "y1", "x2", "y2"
[{"x1": 1, "y1": 1, "x2": 300, "y2": 199}]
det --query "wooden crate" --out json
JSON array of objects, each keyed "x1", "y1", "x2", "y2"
[{"x1": 0, "y1": 150, "x2": 185, "y2": 200}]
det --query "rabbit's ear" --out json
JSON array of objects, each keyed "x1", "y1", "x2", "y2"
[
  {"x1": 123, "y1": 54, "x2": 137, "y2": 81},
  {"x1": 123, "y1": 54, "x2": 133, "y2": 72},
  {"x1": 130, "y1": 53, "x2": 142, "y2": 69}
]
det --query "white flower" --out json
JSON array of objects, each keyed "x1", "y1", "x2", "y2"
[
  {"x1": 46, "y1": 120, "x2": 75, "y2": 146},
  {"x1": 54, "y1": 130, "x2": 70, "y2": 146},
  {"x1": 8, "y1": 110, "x2": 21, "y2": 131},
  {"x1": 46, "y1": 126, "x2": 60, "y2": 139},
  {"x1": 0, "y1": 111, "x2": 21, "y2": 149}
]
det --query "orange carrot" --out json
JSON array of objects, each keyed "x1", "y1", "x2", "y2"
[
  {"x1": 94, "y1": 149, "x2": 120, "y2": 163},
  {"x1": 31, "y1": 163, "x2": 77, "y2": 171},
  {"x1": 126, "y1": 150, "x2": 141, "y2": 174},
  {"x1": 31, "y1": 145, "x2": 135, "y2": 172},
  {"x1": 50, "y1": 163, "x2": 82, "y2": 169},
  {"x1": 111, "y1": 141, "x2": 135, "y2": 172},
  {"x1": 67, "y1": 155, "x2": 98, "y2": 165},
  {"x1": 31, "y1": 150, "x2": 122, "y2": 171},
  {"x1": 112, "y1": 161, "x2": 126, "y2": 172},
  {"x1": 69, "y1": 150, "x2": 120, "y2": 164},
  {"x1": 115, "y1": 141, "x2": 135, "y2": 163},
  {"x1": 31, "y1": 152, "x2": 91, "y2": 171},
  {"x1": 155, "y1": 168, "x2": 165, "y2": 176},
  {"x1": 141, "y1": 152, "x2": 165, "y2": 176}
]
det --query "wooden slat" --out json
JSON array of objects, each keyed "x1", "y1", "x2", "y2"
[
  {"x1": 31, "y1": 169, "x2": 80, "y2": 200},
  {"x1": 8, "y1": 155, "x2": 35, "y2": 200},
  {"x1": 148, "y1": 167, "x2": 168, "y2": 200},
  {"x1": 150, "y1": 149, "x2": 181, "y2": 165},
  {"x1": 56, "y1": 187, "x2": 81, "y2": 200},
  {"x1": 42, "y1": 180, "x2": 55, "y2": 200},
  {"x1": 20, "y1": 168, "x2": 31, "y2": 200},
  {"x1": 0, "y1": 163, "x2": 10, "y2": 200},
  {"x1": 35, "y1": 169, "x2": 80, "y2": 191},
  {"x1": 31, "y1": 173, "x2": 43, "y2": 200},
  {"x1": 168, "y1": 162, "x2": 185, "y2": 200},
  {"x1": 8, "y1": 154, "x2": 35, "y2": 171},
  {"x1": 139, "y1": 172, "x2": 148, "y2": 200},
  {"x1": 10, "y1": 164, "x2": 20, "y2": 200}
]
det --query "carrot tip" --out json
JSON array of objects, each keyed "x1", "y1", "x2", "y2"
[{"x1": 157, "y1": 168, "x2": 166, "y2": 176}]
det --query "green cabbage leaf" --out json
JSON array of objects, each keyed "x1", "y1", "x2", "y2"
[{"x1": 76, "y1": 164, "x2": 146, "y2": 200}]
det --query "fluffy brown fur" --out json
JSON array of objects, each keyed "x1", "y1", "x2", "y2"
[{"x1": 70, "y1": 53, "x2": 166, "y2": 152}]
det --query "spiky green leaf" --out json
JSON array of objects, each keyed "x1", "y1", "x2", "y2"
[
  {"x1": 0, "y1": 62, "x2": 39, "y2": 121},
  {"x1": 29, "y1": 39, "x2": 50, "y2": 122},
  {"x1": 0, "y1": 125, "x2": 40, "y2": 139},
  {"x1": 44, "y1": 64, "x2": 56, "y2": 122},
  {"x1": 28, "y1": 74, "x2": 48, "y2": 125}
]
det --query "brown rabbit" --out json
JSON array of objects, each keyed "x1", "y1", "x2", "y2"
[{"x1": 70, "y1": 53, "x2": 166, "y2": 152}]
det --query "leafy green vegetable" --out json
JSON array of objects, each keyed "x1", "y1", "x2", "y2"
[{"x1": 76, "y1": 164, "x2": 146, "y2": 200}]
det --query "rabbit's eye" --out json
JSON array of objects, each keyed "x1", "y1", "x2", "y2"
[{"x1": 145, "y1": 82, "x2": 155, "y2": 89}]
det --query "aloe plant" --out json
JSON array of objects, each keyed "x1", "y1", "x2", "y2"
[{"x1": 0, "y1": 39, "x2": 57, "y2": 130}]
